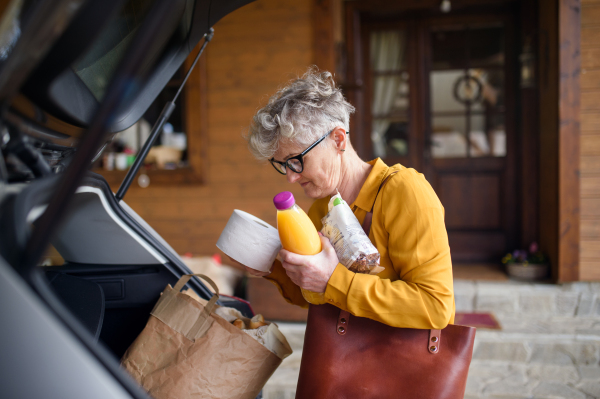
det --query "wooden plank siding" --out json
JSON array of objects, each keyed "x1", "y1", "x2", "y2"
[
  {"x1": 110, "y1": 0, "x2": 317, "y2": 257},
  {"x1": 539, "y1": 0, "x2": 581, "y2": 282},
  {"x1": 557, "y1": 0, "x2": 581, "y2": 281},
  {"x1": 581, "y1": 0, "x2": 600, "y2": 280}
]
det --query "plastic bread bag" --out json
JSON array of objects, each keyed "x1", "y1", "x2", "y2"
[{"x1": 320, "y1": 192, "x2": 384, "y2": 275}]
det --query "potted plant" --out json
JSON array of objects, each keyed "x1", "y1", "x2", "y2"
[{"x1": 501, "y1": 242, "x2": 549, "y2": 281}]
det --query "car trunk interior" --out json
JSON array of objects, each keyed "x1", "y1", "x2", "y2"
[
  {"x1": 31, "y1": 172, "x2": 251, "y2": 360},
  {"x1": 44, "y1": 263, "x2": 179, "y2": 358}
]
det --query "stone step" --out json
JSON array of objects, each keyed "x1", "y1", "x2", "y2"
[
  {"x1": 465, "y1": 360, "x2": 600, "y2": 399},
  {"x1": 454, "y1": 280, "x2": 600, "y2": 317}
]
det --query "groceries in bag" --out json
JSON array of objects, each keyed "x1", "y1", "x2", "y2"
[
  {"x1": 320, "y1": 192, "x2": 384, "y2": 274},
  {"x1": 121, "y1": 274, "x2": 292, "y2": 399},
  {"x1": 273, "y1": 191, "x2": 325, "y2": 305}
]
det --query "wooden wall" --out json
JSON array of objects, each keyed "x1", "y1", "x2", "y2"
[
  {"x1": 580, "y1": 0, "x2": 600, "y2": 280},
  {"x1": 109, "y1": 0, "x2": 600, "y2": 281},
  {"x1": 116, "y1": 0, "x2": 316, "y2": 256}
]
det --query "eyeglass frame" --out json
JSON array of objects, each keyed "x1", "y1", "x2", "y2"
[{"x1": 269, "y1": 130, "x2": 349, "y2": 175}]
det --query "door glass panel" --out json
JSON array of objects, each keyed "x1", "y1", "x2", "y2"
[
  {"x1": 429, "y1": 25, "x2": 505, "y2": 158},
  {"x1": 466, "y1": 25, "x2": 504, "y2": 67},
  {"x1": 370, "y1": 30, "x2": 409, "y2": 158},
  {"x1": 432, "y1": 113, "x2": 504, "y2": 158},
  {"x1": 431, "y1": 28, "x2": 467, "y2": 70},
  {"x1": 432, "y1": 25, "x2": 504, "y2": 69},
  {"x1": 431, "y1": 70, "x2": 467, "y2": 113},
  {"x1": 432, "y1": 116, "x2": 467, "y2": 158}
]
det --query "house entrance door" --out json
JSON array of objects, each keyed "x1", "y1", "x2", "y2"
[
  {"x1": 422, "y1": 19, "x2": 517, "y2": 262},
  {"x1": 363, "y1": 15, "x2": 517, "y2": 262}
]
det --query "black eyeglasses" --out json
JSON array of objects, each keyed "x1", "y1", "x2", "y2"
[{"x1": 270, "y1": 130, "x2": 349, "y2": 175}]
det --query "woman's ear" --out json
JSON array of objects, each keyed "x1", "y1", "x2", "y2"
[{"x1": 331, "y1": 127, "x2": 347, "y2": 152}]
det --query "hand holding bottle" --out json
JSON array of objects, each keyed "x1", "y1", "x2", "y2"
[{"x1": 278, "y1": 233, "x2": 339, "y2": 294}]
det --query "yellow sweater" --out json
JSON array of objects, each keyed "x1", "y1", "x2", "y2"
[{"x1": 265, "y1": 158, "x2": 455, "y2": 329}]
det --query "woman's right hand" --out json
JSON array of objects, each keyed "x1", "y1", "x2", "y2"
[{"x1": 226, "y1": 255, "x2": 270, "y2": 277}]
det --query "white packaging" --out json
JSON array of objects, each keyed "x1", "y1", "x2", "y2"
[
  {"x1": 115, "y1": 153, "x2": 128, "y2": 170},
  {"x1": 216, "y1": 210, "x2": 281, "y2": 273},
  {"x1": 320, "y1": 193, "x2": 384, "y2": 275}
]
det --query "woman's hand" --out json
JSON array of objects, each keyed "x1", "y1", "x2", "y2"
[
  {"x1": 226, "y1": 255, "x2": 270, "y2": 277},
  {"x1": 279, "y1": 234, "x2": 339, "y2": 293}
]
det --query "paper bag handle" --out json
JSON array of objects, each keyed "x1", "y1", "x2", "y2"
[
  {"x1": 174, "y1": 273, "x2": 220, "y2": 296},
  {"x1": 177, "y1": 274, "x2": 219, "y2": 340},
  {"x1": 152, "y1": 273, "x2": 220, "y2": 341}
]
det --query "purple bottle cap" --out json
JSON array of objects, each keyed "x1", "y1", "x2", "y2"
[{"x1": 273, "y1": 191, "x2": 296, "y2": 210}]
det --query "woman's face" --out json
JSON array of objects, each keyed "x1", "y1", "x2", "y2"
[{"x1": 272, "y1": 136, "x2": 341, "y2": 199}]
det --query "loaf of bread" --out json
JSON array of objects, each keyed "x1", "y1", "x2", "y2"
[
  {"x1": 249, "y1": 314, "x2": 268, "y2": 329},
  {"x1": 232, "y1": 319, "x2": 246, "y2": 329},
  {"x1": 231, "y1": 314, "x2": 269, "y2": 330}
]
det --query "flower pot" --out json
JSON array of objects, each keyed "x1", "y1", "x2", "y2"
[{"x1": 506, "y1": 262, "x2": 549, "y2": 281}]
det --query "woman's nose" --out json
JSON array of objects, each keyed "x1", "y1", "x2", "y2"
[{"x1": 287, "y1": 170, "x2": 301, "y2": 184}]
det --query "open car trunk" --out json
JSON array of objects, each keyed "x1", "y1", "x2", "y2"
[
  {"x1": 0, "y1": 0, "x2": 255, "y2": 397},
  {"x1": 40, "y1": 173, "x2": 253, "y2": 358}
]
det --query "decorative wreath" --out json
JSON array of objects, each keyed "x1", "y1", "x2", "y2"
[{"x1": 452, "y1": 74, "x2": 483, "y2": 105}]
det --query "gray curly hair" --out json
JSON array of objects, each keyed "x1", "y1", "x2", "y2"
[{"x1": 247, "y1": 67, "x2": 355, "y2": 161}]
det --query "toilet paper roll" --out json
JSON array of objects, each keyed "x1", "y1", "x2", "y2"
[{"x1": 216, "y1": 210, "x2": 281, "y2": 273}]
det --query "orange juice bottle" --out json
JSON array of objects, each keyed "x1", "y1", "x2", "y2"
[{"x1": 273, "y1": 191, "x2": 325, "y2": 305}]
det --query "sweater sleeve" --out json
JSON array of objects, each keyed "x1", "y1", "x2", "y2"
[
  {"x1": 323, "y1": 170, "x2": 455, "y2": 329},
  {"x1": 263, "y1": 259, "x2": 308, "y2": 308}
]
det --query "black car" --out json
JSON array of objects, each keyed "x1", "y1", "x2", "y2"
[{"x1": 0, "y1": 1, "x2": 255, "y2": 397}]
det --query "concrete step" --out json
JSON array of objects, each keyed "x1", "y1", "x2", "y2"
[
  {"x1": 468, "y1": 331, "x2": 600, "y2": 398},
  {"x1": 454, "y1": 280, "x2": 600, "y2": 318},
  {"x1": 263, "y1": 323, "x2": 303, "y2": 399},
  {"x1": 263, "y1": 280, "x2": 600, "y2": 399}
]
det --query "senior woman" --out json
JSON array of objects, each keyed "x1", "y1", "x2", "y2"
[{"x1": 244, "y1": 68, "x2": 454, "y2": 330}]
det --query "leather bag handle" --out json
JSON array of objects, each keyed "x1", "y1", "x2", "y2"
[
  {"x1": 360, "y1": 170, "x2": 398, "y2": 236},
  {"x1": 337, "y1": 310, "x2": 350, "y2": 335},
  {"x1": 340, "y1": 170, "x2": 442, "y2": 353}
]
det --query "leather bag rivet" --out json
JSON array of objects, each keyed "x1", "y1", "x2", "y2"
[
  {"x1": 430, "y1": 346, "x2": 438, "y2": 353},
  {"x1": 431, "y1": 336, "x2": 438, "y2": 342},
  {"x1": 338, "y1": 326, "x2": 345, "y2": 333},
  {"x1": 340, "y1": 318, "x2": 346, "y2": 324}
]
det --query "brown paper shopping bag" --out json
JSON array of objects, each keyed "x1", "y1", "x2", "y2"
[{"x1": 122, "y1": 274, "x2": 292, "y2": 399}]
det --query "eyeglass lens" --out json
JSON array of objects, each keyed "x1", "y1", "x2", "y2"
[
  {"x1": 287, "y1": 158, "x2": 302, "y2": 173},
  {"x1": 272, "y1": 162, "x2": 286, "y2": 174}
]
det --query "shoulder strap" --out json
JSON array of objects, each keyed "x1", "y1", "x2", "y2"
[{"x1": 361, "y1": 171, "x2": 398, "y2": 236}]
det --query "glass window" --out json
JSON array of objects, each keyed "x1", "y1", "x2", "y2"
[
  {"x1": 370, "y1": 30, "x2": 409, "y2": 159},
  {"x1": 429, "y1": 25, "x2": 505, "y2": 158},
  {"x1": 431, "y1": 24, "x2": 504, "y2": 70},
  {"x1": 72, "y1": 0, "x2": 194, "y2": 102},
  {"x1": 97, "y1": 67, "x2": 189, "y2": 172},
  {"x1": 73, "y1": 0, "x2": 155, "y2": 101}
]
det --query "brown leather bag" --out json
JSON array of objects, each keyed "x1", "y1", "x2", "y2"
[{"x1": 295, "y1": 172, "x2": 476, "y2": 399}]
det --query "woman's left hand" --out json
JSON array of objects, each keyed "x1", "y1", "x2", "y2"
[{"x1": 279, "y1": 233, "x2": 340, "y2": 293}]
